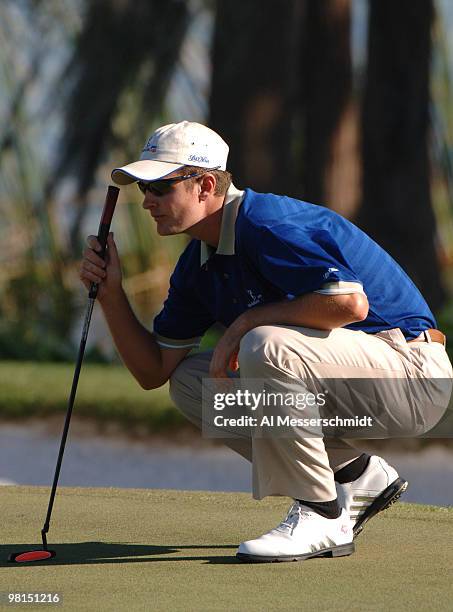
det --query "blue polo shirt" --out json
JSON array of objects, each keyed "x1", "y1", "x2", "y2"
[{"x1": 153, "y1": 187, "x2": 436, "y2": 348}]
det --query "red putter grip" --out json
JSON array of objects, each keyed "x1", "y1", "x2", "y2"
[
  {"x1": 89, "y1": 185, "x2": 120, "y2": 299},
  {"x1": 99, "y1": 185, "x2": 119, "y2": 227}
]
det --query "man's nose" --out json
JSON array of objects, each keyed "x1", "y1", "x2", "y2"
[{"x1": 142, "y1": 192, "x2": 157, "y2": 209}]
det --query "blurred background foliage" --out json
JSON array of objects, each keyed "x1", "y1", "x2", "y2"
[{"x1": 0, "y1": 0, "x2": 453, "y2": 363}]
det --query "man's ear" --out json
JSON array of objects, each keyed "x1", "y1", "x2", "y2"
[{"x1": 198, "y1": 173, "x2": 216, "y2": 201}]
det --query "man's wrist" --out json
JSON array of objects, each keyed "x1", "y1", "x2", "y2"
[
  {"x1": 98, "y1": 285, "x2": 126, "y2": 310},
  {"x1": 233, "y1": 310, "x2": 254, "y2": 337}
]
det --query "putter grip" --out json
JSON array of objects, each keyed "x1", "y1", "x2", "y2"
[{"x1": 88, "y1": 185, "x2": 120, "y2": 299}]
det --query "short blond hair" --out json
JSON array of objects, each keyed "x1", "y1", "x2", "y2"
[{"x1": 178, "y1": 165, "x2": 232, "y2": 196}]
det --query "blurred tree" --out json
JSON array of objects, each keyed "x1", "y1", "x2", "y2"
[
  {"x1": 300, "y1": 0, "x2": 360, "y2": 217},
  {"x1": 357, "y1": 0, "x2": 444, "y2": 311},
  {"x1": 209, "y1": 0, "x2": 301, "y2": 195},
  {"x1": 209, "y1": 0, "x2": 358, "y2": 211},
  {"x1": 0, "y1": 0, "x2": 78, "y2": 360},
  {"x1": 0, "y1": 0, "x2": 191, "y2": 360},
  {"x1": 50, "y1": 0, "x2": 190, "y2": 255}
]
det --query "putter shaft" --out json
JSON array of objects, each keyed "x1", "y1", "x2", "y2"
[
  {"x1": 41, "y1": 297, "x2": 95, "y2": 549},
  {"x1": 40, "y1": 185, "x2": 119, "y2": 550}
]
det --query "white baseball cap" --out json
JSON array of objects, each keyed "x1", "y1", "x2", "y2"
[{"x1": 111, "y1": 121, "x2": 229, "y2": 185}]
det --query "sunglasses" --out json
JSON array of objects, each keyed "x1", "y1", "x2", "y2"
[{"x1": 137, "y1": 171, "x2": 206, "y2": 197}]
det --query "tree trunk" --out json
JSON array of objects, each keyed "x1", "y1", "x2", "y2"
[
  {"x1": 210, "y1": 0, "x2": 358, "y2": 212},
  {"x1": 300, "y1": 0, "x2": 360, "y2": 217},
  {"x1": 357, "y1": 0, "x2": 444, "y2": 311},
  {"x1": 209, "y1": 0, "x2": 302, "y2": 195}
]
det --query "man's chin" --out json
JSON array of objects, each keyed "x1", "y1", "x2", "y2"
[{"x1": 156, "y1": 225, "x2": 181, "y2": 236}]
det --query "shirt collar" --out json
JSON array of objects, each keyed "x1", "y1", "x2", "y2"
[{"x1": 200, "y1": 183, "x2": 245, "y2": 267}]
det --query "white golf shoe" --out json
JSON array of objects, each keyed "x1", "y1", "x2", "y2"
[
  {"x1": 336, "y1": 455, "x2": 408, "y2": 537},
  {"x1": 236, "y1": 502, "x2": 354, "y2": 563}
]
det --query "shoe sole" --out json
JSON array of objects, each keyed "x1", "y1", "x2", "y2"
[
  {"x1": 236, "y1": 542, "x2": 355, "y2": 563},
  {"x1": 353, "y1": 477, "x2": 408, "y2": 538}
]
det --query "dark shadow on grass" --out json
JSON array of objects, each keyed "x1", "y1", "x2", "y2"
[{"x1": 0, "y1": 542, "x2": 240, "y2": 567}]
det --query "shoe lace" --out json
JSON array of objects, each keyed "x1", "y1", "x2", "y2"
[{"x1": 277, "y1": 502, "x2": 312, "y2": 534}]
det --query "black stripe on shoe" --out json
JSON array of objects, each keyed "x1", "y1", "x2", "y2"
[
  {"x1": 236, "y1": 542, "x2": 355, "y2": 563},
  {"x1": 353, "y1": 477, "x2": 408, "y2": 538}
]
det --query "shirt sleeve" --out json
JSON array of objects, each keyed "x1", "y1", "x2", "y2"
[
  {"x1": 253, "y1": 224, "x2": 364, "y2": 296},
  {"x1": 314, "y1": 281, "x2": 365, "y2": 295},
  {"x1": 153, "y1": 270, "x2": 215, "y2": 350}
]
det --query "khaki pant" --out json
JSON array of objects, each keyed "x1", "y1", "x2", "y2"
[{"x1": 169, "y1": 326, "x2": 452, "y2": 502}]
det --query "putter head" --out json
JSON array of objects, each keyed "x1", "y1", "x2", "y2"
[{"x1": 8, "y1": 550, "x2": 56, "y2": 563}]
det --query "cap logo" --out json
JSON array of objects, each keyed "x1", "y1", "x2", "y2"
[
  {"x1": 143, "y1": 137, "x2": 157, "y2": 153},
  {"x1": 188, "y1": 154, "x2": 209, "y2": 163}
]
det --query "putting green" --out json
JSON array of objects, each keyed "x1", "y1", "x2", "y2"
[{"x1": 1, "y1": 487, "x2": 452, "y2": 611}]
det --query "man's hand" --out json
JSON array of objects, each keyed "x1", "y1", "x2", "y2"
[
  {"x1": 208, "y1": 291, "x2": 369, "y2": 379},
  {"x1": 79, "y1": 233, "x2": 122, "y2": 303},
  {"x1": 209, "y1": 319, "x2": 245, "y2": 378}
]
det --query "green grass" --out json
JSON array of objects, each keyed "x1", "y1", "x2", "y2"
[
  {"x1": 1, "y1": 359, "x2": 451, "y2": 438},
  {"x1": 1, "y1": 487, "x2": 452, "y2": 611},
  {"x1": 0, "y1": 358, "x2": 453, "y2": 444},
  {"x1": 0, "y1": 361, "x2": 182, "y2": 432}
]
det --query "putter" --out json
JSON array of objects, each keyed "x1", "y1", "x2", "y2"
[{"x1": 9, "y1": 185, "x2": 120, "y2": 563}]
